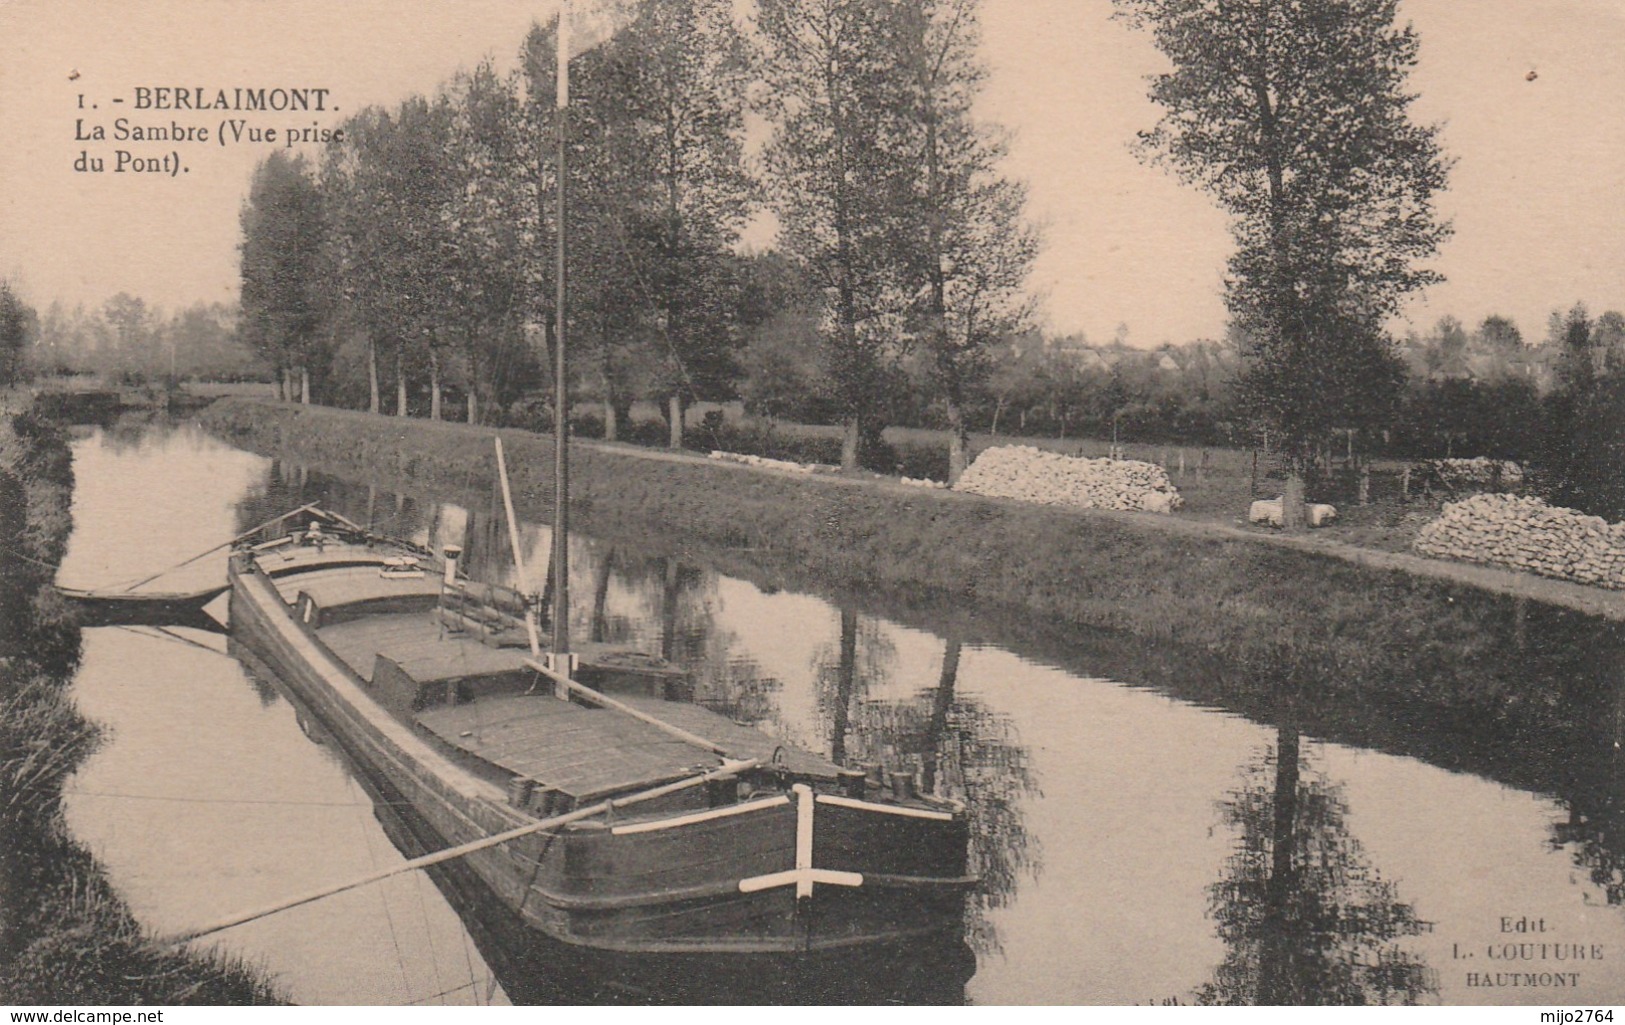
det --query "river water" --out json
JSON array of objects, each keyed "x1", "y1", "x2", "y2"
[{"x1": 55, "y1": 417, "x2": 1625, "y2": 1005}]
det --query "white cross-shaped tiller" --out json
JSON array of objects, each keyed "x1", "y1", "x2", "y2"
[{"x1": 737, "y1": 784, "x2": 863, "y2": 898}]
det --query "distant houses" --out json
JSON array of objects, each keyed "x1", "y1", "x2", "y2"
[
  {"x1": 1035, "y1": 333, "x2": 1232, "y2": 375},
  {"x1": 998, "y1": 319, "x2": 1598, "y2": 423},
  {"x1": 1396, "y1": 333, "x2": 1559, "y2": 390},
  {"x1": 1016, "y1": 328, "x2": 1575, "y2": 391}
]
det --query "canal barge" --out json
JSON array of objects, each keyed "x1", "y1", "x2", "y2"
[{"x1": 227, "y1": 511, "x2": 974, "y2": 955}]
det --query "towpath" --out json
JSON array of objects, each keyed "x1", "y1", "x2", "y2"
[{"x1": 587, "y1": 437, "x2": 1625, "y2": 624}]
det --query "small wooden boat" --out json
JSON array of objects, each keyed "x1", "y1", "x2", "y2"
[
  {"x1": 58, "y1": 584, "x2": 228, "y2": 632},
  {"x1": 227, "y1": 511, "x2": 974, "y2": 955}
]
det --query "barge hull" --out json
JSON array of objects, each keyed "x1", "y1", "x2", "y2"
[{"x1": 227, "y1": 555, "x2": 971, "y2": 955}]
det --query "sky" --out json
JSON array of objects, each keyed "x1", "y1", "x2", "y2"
[{"x1": 1, "y1": 0, "x2": 1622, "y2": 348}]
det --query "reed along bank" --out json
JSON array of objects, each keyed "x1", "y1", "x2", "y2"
[
  {"x1": 201, "y1": 398, "x2": 1625, "y2": 757},
  {"x1": 0, "y1": 400, "x2": 284, "y2": 1004}
]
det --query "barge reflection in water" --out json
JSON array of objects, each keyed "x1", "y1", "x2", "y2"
[{"x1": 56, "y1": 420, "x2": 1625, "y2": 1004}]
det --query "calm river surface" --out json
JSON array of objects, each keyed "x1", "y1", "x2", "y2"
[{"x1": 55, "y1": 418, "x2": 1625, "y2": 1005}]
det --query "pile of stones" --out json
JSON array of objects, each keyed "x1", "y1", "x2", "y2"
[
  {"x1": 1413, "y1": 493, "x2": 1625, "y2": 589},
  {"x1": 953, "y1": 445, "x2": 1182, "y2": 514}
]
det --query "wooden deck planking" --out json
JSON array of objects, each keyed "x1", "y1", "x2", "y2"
[
  {"x1": 415, "y1": 688, "x2": 847, "y2": 798},
  {"x1": 615, "y1": 695, "x2": 844, "y2": 779},
  {"x1": 309, "y1": 600, "x2": 848, "y2": 797},
  {"x1": 417, "y1": 694, "x2": 715, "y2": 798},
  {"x1": 271, "y1": 564, "x2": 443, "y2": 609},
  {"x1": 320, "y1": 612, "x2": 529, "y2": 681}
]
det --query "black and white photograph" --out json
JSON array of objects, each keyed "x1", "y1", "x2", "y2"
[{"x1": 1, "y1": 0, "x2": 1623, "y2": 1011}]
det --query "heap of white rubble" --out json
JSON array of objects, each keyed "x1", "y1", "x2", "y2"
[
  {"x1": 1413, "y1": 493, "x2": 1625, "y2": 589},
  {"x1": 953, "y1": 445, "x2": 1182, "y2": 514}
]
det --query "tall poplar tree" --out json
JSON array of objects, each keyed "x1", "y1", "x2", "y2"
[
  {"x1": 239, "y1": 151, "x2": 327, "y2": 403},
  {"x1": 758, "y1": 0, "x2": 910, "y2": 469},
  {"x1": 1116, "y1": 0, "x2": 1449, "y2": 526},
  {"x1": 440, "y1": 61, "x2": 536, "y2": 424},
  {"x1": 888, "y1": 0, "x2": 1036, "y2": 482},
  {"x1": 320, "y1": 106, "x2": 389, "y2": 413},
  {"x1": 569, "y1": 0, "x2": 752, "y2": 448}
]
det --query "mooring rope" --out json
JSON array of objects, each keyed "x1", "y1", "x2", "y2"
[
  {"x1": 157, "y1": 757, "x2": 759, "y2": 947},
  {"x1": 110, "y1": 503, "x2": 320, "y2": 592}
]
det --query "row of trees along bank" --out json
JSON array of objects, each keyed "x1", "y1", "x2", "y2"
[
  {"x1": 238, "y1": 0, "x2": 1036, "y2": 480},
  {"x1": 236, "y1": 0, "x2": 1619, "y2": 524}
]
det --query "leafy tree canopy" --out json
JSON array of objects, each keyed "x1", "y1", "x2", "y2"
[{"x1": 1117, "y1": 0, "x2": 1451, "y2": 467}]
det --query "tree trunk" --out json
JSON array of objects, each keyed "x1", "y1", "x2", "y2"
[
  {"x1": 299, "y1": 365, "x2": 311, "y2": 405},
  {"x1": 590, "y1": 548, "x2": 615, "y2": 644},
  {"x1": 921, "y1": 636, "x2": 960, "y2": 794},
  {"x1": 826, "y1": 43, "x2": 866, "y2": 479},
  {"x1": 1281, "y1": 471, "x2": 1307, "y2": 532},
  {"x1": 1259, "y1": 723, "x2": 1302, "y2": 1005},
  {"x1": 832, "y1": 607, "x2": 858, "y2": 766},
  {"x1": 661, "y1": 558, "x2": 680, "y2": 663},
  {"x1": 841, "y1": 417, "x2": 860, "y2": 471},
  {"x1": 277, "y1": 366, "x2": 290, "y2": 402},
  {"x1": 603, "y1": 398, "x2": 618, "y2": 442},
  {"x1": 395, "y1": 342, "x2": 408, "y2": 417},
  {"x1": 466, "y1": 334, "x2": 479, "y2": 425},
  {"x1": 668, "y1": 393, "x2": 683, "y2": 450},
  {"x1": 946, "y1": 397, "x2": 969, "y2": 484},
  {"x1": 428, "y1": 348, "x2": 441, "y2": 422},
  {"x1": 367, "y1": 338, "x2": 380, "y2": 414},
  {"x1": 991, "y1": 397, "x2": 1005, "y2": 436}
]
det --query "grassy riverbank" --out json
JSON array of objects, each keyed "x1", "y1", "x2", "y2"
[
  {"x1": 202, "y1": 398, "x2": 1625, "y2": 738},
  {"x1": 600, "y1": 399, "x2": 1437, "y2": 553},
  {"x1": 0, "y1": 402, "x2": 284, "y2": 1004}
]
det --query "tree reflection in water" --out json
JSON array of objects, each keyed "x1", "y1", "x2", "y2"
[
  {"x1": 814, "y1": 615, "x2": 1040, "y2": 957},
  {"x1": 1550, "y1": 675, "x2": 1625, "y2": 909},
  {"x1": 1195, "y1": 717, "x2": 1435, "y2": 1005},
  {"x1": 637, "y1": 570, "x2": 1040, "y2": 961},
  {"x1": 613, "y1": 553, "x2": 785, "y2": 731},
  {"x1": 813, "y1": 607, "x2": 895, "y2": 765}
]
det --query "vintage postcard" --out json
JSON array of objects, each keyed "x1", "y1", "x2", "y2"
[{"x1": 1, "y1": 0, "x2": 1622, "y2": 1012}]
